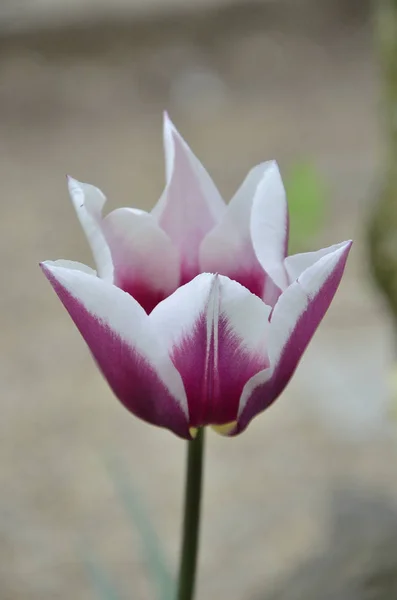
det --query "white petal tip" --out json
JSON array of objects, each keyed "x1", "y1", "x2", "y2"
[
  {"x1": 267, "y1": 159, "x2": 279, "y2": 171},
  {"x1": 66, "y1": 175, "x2": 84, "y2": 196},
  {"x1": 163, "y1": 111, "x2": 176, "y2": 135},
  {"x1": 335, "y1": 239, "x2": 353, "y2": 257}
]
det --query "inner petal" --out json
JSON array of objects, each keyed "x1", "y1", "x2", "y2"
[
  {"x1": 115, "y1": 278, "x2": 171, "y2": 314},
  {"x1": 101, "y1": 207, "x2": 180, "y2": 313},
  {"x1": 200, "y1": 163, "x2": 273, "y2": 298},
  {"x1": 152, "y1": 117, "x2": 225, "y2": 284}
]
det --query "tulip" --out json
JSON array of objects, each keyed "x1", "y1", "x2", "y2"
[
  {"x1": 41, "y1": 114, "x2": 351, "y2": 440},
  {"x1": 41, "y1": 115, "x2": 352, "y2": 600}
]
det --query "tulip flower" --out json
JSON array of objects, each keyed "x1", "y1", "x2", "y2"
[
  {"x1": 41, "y1": 114, "x2": 352, "y2": 600},
  {"x1": 41, "y1": 114, "x2": 351, "y2": 441}
]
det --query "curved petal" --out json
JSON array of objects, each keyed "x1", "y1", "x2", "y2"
[
  {"x1": 284, "y1": 241, "x2": 349, "y2": 284},
  {"x1": 237, "y1": 240, "x2": 352, "y2": 433},
  {"x1": 250, "y1": 162, "x2": 289, "y2": 293},
  {"x1": 150, "y1": 274, "x2": 270, "y2": 428},
  {"x1": 199, "y1": 163, "x2": 270, "y2": 297},
  {"x1": 151, "y1": 114, "x2": 226, "y2": 284},
  {"x1": 67, "y1": 177, "x2": 113, "y2": 281},
  {"x1": 101, "y1": 208, "x2": 180, "y2": 313},
  {"x1": 47, "y1": 259, "x2": 97, "y2": 276},
  {"x1": 41, "y1": 260, "x2": 189, "y2": 438}
]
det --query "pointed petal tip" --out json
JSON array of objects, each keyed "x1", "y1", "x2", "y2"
[
  {"x1": 40, "y1": 260, "x2": 51, "y2": 273},
  {"x1": 337, "y1": 239, "x2": 353, "y2": 250},
  {"x1": 40, "y1": 260, "x2": 67, "y2": 282},
  {"x1": 40, "y1": 260, "x2": 59, "y2": 287},
  {"x1": 341, "y1": 239, "x2": 353, "y2": 260},
  {"x1": 330, "y1": 238, "x2": 353, "y2": 261},
  {"x1": 337, "y1": 239, "x2": 353, "y2": 269},
  {"x1": 250, "y1": 161, "x2": 289, "y2": 290},
  {"x1": 162, "y1": 112, "x2": 187, "y2": 151},
  {"x1": 40, "y1": 259, "x2": 98, "y2": 279},
  {"x1": 344, "y1": 239, "x2": 353, "y2": 250},
  {"x1": 163, "y1": 110, "x2": 176, "y2": 137},
  {"x1": 66, "y1": 175, "x2": 82, "y2": 191},
  {"x1": 266, "y1": 159, "x2": 279, "y2": 172},
  {"x1": 66, "y1": 175, "x2": 84, "y2": 198},
  {"x1": 41, "y1": 260, "x2": 64, "y2": 280},
  {"x1": 257, "y1": 159, "x2": 280, "y2": 179},
  {"x1": 316, "y1": 240, "x2": 352, "y2": 271},
  {"x1": 250, "y1": 160, "x2": 282, "y2": 201}
]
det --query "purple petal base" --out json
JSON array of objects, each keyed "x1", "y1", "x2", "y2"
[{"x1": 172, "y1": 311, "x2": 267, "y2": 428}]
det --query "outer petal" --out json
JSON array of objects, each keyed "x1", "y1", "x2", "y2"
[
  {"x1": 41, "y1": 260, "x2": 190, "y2": 438},
  {"x1": 250, "y1": 162, "x2": 289, "y2": 300},
  {"x1": 67, "y1": 177, "x2": 113, "y2": 281},
  {"x1": 46, "y1": 259, "x2": 97, "y2": 276},
  {"x1": 237, "y1": 240, "x2": 352, "y2": 433},
  {"x1": 150, "y1": 274, "x2": 270, "y2": 427},
  {"x1": 199, "y1": 163, "x2": 270, "y2": 297},
  {"x1": 284, "y1": 241, "x2": 348, "y2": 284},
  {"x1": 151, "y1": 114, "x2": 226, "y2": 284},
  {"x1": 101, "y1": 208, "x2": 180, "y2": 313}
]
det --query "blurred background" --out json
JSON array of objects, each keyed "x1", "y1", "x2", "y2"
[{"x1": 2, "y1": 0, "x2": 397, "y2": 598}]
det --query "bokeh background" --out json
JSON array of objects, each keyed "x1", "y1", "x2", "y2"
[{"x1": 2, "y1": 0, "x2": 397, "y2": 598}]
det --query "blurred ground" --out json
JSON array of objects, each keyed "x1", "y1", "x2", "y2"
[
  {"x1": 0, "y1": 0, "x2": 370, "y2": 32},
  {"x1": 0, "y1": 1, "x2": 396, "y2": 599}
]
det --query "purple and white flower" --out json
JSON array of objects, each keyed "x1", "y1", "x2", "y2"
[{"x1": 41, "y1": 114, "x2": 351, "y2": 439}]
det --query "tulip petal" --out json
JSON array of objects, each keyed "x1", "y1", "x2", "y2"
[
  {"x1": 67, "y1": 177, "x2": 113, "y2": 281},
  {"x1": 250, "y1": 162, "x2": 289, "y2": 292},
  {"x1": 237, "y1": 240, "x2": 352, "y2": 432},
  {"x1": 199, "y1": 163, "x2": 270, "y2": 297},
  {"x1": 151, "y1": 114, "x2": 226, "y2": 283},
  {"x1": 284, "y1": 241, "x2": 349, "y2": 284},
  {"x1": 151, "y1": 274, "x2": 270, "y2": 427},
  {"x1": 47, "y1": 259, "x2": 97, "y2": 276},
  {"x1": 41, "y1": 260, "x2": 189, "y2": 438},
  {"x1": 101, "y1": 208, "x2": 180, "y2": 313}
]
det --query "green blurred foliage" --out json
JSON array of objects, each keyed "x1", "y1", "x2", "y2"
[
  {"x1": 109, "y1": 460, "x2": 176, "y2": 600},
  {"x1": 82, "y1": 551, "x2": 122, "y2": 600},
  {"x1": 84, "y1": 457, "x2": 175, "y2": 600},
  {"x1": 107, "y1": 457, "x2": 175, "y2": 600},
  {"x1": 285, "y1": 162, "x2": 326, "y2": 253}
]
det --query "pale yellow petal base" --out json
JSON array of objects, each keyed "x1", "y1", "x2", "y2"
[
  {"x1": 189, "y1": 427, "x2": 199, "y2": 439},
  {"x1": 189, "y1": 421, "x2": 237, "y2": 439},
  {"x1": 211, "y1": 421, "x2": 237, "y2": 436}
]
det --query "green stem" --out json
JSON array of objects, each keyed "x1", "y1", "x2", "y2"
[{"x1": 176, "y1": 428, "x2": 205, "y2": 600}]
